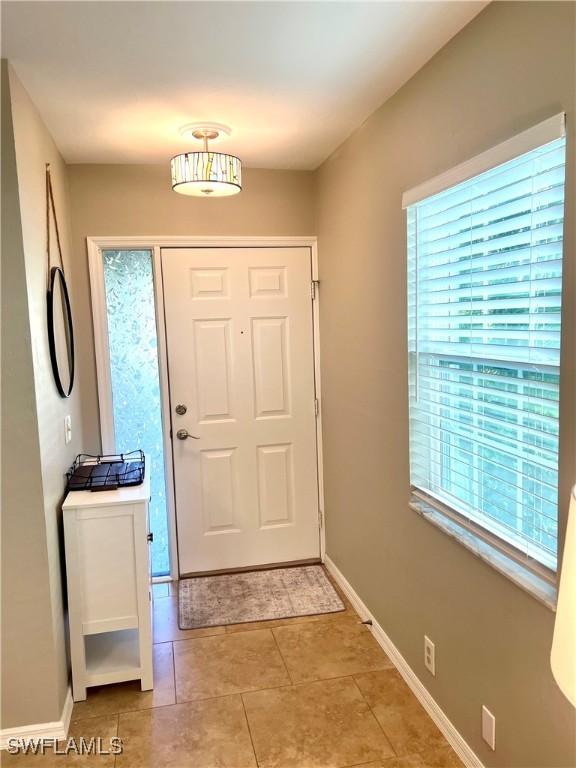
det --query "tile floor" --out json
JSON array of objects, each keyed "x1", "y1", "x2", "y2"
[{"x1": 3, "y1": 571, "x2": 463, "y2": 768}]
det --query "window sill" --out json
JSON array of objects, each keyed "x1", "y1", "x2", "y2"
[{"x1": 409, "y1": 494, "x2": 557, "y2": 612}]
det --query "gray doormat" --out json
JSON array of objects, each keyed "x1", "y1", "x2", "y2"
[{"x1": 178, "y1": 565, "x2": 345, "y2": 629}]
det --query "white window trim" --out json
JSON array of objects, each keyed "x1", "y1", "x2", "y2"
[
  {"x1": 404, "y1": 120, "x2": 567, "y2": 603},
  {"x1": 402, "y1": 112, "x2": 565, "y2": 208},
  {"x1": 410, "y1": 491, "x2": 558, "y2": 611},
  {"x1": 412, "y1": 487, "x2": 557, "y2": 581}
]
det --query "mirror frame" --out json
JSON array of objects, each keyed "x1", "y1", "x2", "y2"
[{"x1": 47, "y1": 266, "x2": 75, "y2": 398}]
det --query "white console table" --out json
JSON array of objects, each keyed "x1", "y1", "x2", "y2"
[{"x1": 62, "y1": 474, "x2": 153, "y2": 701}]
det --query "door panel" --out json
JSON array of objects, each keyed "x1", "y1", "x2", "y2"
[
  {"x1": 194, "y1": 319, "x2": 234, "y2": 422},
  {"x1": 162, "y1": 247, "x2": 319, "y2": 574},
  {"x1": 200, "y1": 448, "x2": 238, "y2": 533},
  {"x1": 252, "y1": 317, "x2": 290, "y2": 417},
  {"x1": 257, "y1": 443, "x2": 294, "y2": 527}
]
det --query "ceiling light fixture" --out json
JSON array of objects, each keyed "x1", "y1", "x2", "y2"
[{"x1": 171, "y1": 123, "x2": 242, "y2": 197}]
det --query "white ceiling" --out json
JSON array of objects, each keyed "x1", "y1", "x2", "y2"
[{"x1": 3, "y1": 1, "x2": 487, "y2": 169}]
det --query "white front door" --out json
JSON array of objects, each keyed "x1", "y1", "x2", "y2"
[{"x1": 162, "y1": 247, "x2": 320, "y2": 574}]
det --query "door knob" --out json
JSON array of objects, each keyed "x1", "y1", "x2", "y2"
[{"x1": 176, "y1": 429, "x2": 200, "y2": 440}]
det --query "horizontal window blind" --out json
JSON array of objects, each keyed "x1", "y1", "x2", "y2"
[{"x1": 408, "y1": 134, "x2": 566, "y2": 571}]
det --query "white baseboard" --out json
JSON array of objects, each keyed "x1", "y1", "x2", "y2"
[
  {"x1": 324, "y1": 556, "x2": 484, "y2": 768},
  {"x1": 0, "y1": 686, "x2": 73, "y2": 750}
]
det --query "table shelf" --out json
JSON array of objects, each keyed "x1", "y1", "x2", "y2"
[
  {"x1": 85, "y1": 629, "x2": 142, "y2": 686},
  {"x1": 63, "y1": 474, "x2": 153, "y2": 701}
]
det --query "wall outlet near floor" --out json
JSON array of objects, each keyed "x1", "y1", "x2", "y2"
[
  {"x1": 424, "y1": 635, "x2": 435, "y2": 676},
  {"x1": 64, "y1": 414, "x2": 72, "y2": 445},
  {"x1": 482, "y1": 705, "x2": 496, "y2": 750}
]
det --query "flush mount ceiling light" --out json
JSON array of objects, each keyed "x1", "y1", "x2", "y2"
[{"x1": 171, "y1": 123, "x2": 242, "y2": 197}]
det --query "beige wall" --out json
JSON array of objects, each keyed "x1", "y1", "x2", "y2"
[
  {"x1": 2, "y1": 65, "x2": 87, "y2": 726},
  {"x1": 315, "y1": 3, "x2": 575, "y2": 767},
  {"x1": 0, "y1": 62, "x2": 62, "y2": 730},
  {"x1": 67, "y1": 164, "x2": 315, "y2": 452}
]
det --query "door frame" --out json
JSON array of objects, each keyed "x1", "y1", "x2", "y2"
[{"x1": 87, "y1": 236, "x2": 326, "y2": 580}]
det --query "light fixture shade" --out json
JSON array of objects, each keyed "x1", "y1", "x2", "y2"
[
  {"x1": 171, "y1": 151, "x2": 242, "y2": 197},
  {"x1": 551, "y1": 486, "x2": 576, "y2": 707}
]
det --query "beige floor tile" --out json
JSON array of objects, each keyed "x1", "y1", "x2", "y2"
[
  {"x1": 116, "y1": 695, "x2": 256, "y2": 768},
  {"x1": 355, "y1": 670, "x2": 449, "y2": 757},
  {"x1": 417, "y1": 745, "x2": 464, "y2": 768},
  {"x1": 1, "y1": 716, "x2": 118, "y2": 767},
  {"x1": 356, "y1": 745, "x2": 464, "y2": 767},
  {"x1": 354, "y1": 757, "x2": 426, "y2": 768},
  {"x1": 243, "y1": 676, "x2": 395, "y2": 768},
  {"x1": 273, "y1": 619, "x2": 393, "y2": 683},
  {"x1": 173, "y1": 628, "x2": 290, "y2": 702},
  {"x1": 322, "y1": 571, "x2": 366, "y2": 615},
  {"x1": 71, "y1": 643, "x2": 175, "y2": 721},
  {"x1": 224, "y1": 601, "x2": 358, "y2": 634},
  {"x1": 153, "y1": 595, "x2": 225, "y2": 643}
]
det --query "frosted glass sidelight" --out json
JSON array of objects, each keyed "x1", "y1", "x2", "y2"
[{"x1": 102, "y1": 250, "x2": 170, "y2": 576}]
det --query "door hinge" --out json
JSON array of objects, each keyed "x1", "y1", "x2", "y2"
[
  {"x1": 311, "y1": 280, "x2": 319, "y2": 300},
  {"x1": 318, "y1": 508, "x2": 324, "y2": 529},
  {"x1": 314, "y1": 397, "x2": 320, "y2": 417}
]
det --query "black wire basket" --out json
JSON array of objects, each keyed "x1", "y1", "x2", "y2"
[{"x1": 66, "y1": 450, "x2": 145, "y2": 492}]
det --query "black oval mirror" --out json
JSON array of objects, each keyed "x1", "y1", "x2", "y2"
[{"x1": 47, "y1": 266, "x2": 75, "y2": 398}]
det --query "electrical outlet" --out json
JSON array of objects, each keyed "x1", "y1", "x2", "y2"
[
  {"x1": 64, "y1": 415, "x2": 72, "y2": 445},
  {"x1": 424, "y1": 635, "x2": 435, "y2": 676},
  {"x1": 482, "y1": 706, "x2": 496, "y2": 750}
]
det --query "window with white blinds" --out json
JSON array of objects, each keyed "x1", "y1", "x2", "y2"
[{"x1": 407, "y1": 127, "x2": 566, "y2": 572}]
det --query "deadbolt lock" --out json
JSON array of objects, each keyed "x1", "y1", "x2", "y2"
[{"x1": 175, "y1": 404, "x2": 187, "y2": 415}]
